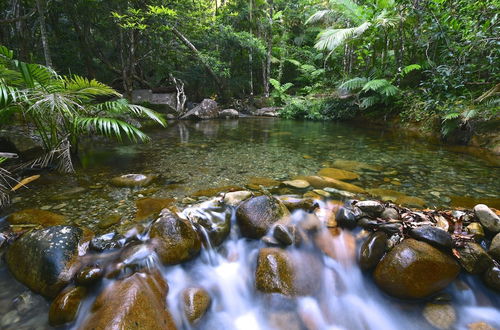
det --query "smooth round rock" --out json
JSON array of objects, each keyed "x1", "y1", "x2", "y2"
[
  {"x1": 273, "y1": 224, "x2": 294, "y2": 246},
  {"x1": 358, "y1": 218, "x2": 379, "y2": 230},
  {"x1": 359, "y1": 231, "x2": 388, "y2": 270},
  {"x1": 379, "y1": 222, "x2": 403, "y2": 235},
  {"x1": 282, "y1": 180, "x2": 310, "y2": 189},
  {"x1": 467, "y1": 222, "x2": 485, "y2": 240},
  {"x1": 317, "y1": 168, "x2": 360, "y2": 181},
  {"x1": 336, "y1": 207, "x2": 357, "y2": 229},
  {"x1": 150, "y1": 209, "x2": 201, "y2": 265},
  {"x1": 474, "y1": 204, "x2": 500, "y2": 233},
  {"x1": 49, "y1": 286, "x2": 87, "y2": 326},
  {"x1": 182, "y1": 287, "x2": 211, "y2": 324},
  {"x1": 236, "y1": 196, "x2": 290, "y2": 239},
  {"x1": 423, "y1": 303, "x2": 456, "y2": 330},
  {"x1": 374, "y1": 239, "x2": 460, "y2": 299},
  {"x1": 7, "y1": 209, "x2": 66, "y2": 226},
  {"x1": 76, "y1": 265, "x2": 104, "y2": 286},
  {"x1": 6, "y1": 225, "x2": 82, "y2": 298},
  {"x1": 409, "y1": 226, "x2": 453, "y2": 250},
  {"x1": 223, "y1": 191, "x2": 252, "y2": 206}
]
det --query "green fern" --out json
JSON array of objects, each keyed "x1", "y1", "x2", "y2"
[{"x1": 340, "y1": 77, "x2": 369, "y2": 90}]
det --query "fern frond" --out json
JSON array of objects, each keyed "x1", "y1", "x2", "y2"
[
  {"x1": 360, "y1": 96, "x2": 380, "y2": 108},
  {"x1": 75, "y1": 117, "x2": 150, "y2": 142},
  {"x1": 361, "y1": 79, "x2": 392, "y2": 92},
  {"x1": 315, "y1": 22, "x2": 371, "y2": 51},
  {"x1": 340, "y1": 77, "x2": 369, "y2": 91}
]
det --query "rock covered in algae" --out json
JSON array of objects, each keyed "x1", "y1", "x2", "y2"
[
  {"x1": 110, "y1": 174, "x2": 157, "y2": 188},
  {"x1": 374, "y1": 239, "x2": 460, "y2": 299},
  {"x1": 7, "y1": 209, "x2": 66, "y2": 226},
  {"x1": 181, "y1": 287, "x2": 211, "y2": 324}
]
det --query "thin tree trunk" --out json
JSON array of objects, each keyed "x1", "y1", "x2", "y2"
[
  {"x1": 249, "y1": 0, "x2": 254, "y2": 95},
  {"x1": 35, "y1": 0, "x2": 52, "y2": 68},
  {"x1": 263, "y1": 0, "x2": 273, "y2": 98},
  {"x1": 170, "y1": 26, "x2": 224, "y2": 96}
]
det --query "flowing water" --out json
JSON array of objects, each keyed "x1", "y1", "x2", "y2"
[{"x1": 0, "y1": 118, "x2": 499, "y2": 329}]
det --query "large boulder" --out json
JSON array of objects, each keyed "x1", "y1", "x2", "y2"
[
  {"x1": 255, "y1": 248, "x2": 322, "y2": 296},
  {"x1": 81, "y1": 270, "x2": 177, "y2": 329},
  {"x1": 236, "y1": 196, "x2": 290, "y2": 239},
  {"x1": 374, "y1": 239, "x2": 460, "y2": 299},
  {"x1": 150, "y1": 209, "x2": 201, "y2": 265},
  {"x1": 5, "y1": 225, "x2": 82, "y2": 298},
  {"x1": 7, "y1": 209, "x2": 66, "y2": 226},
  {"x1": 181, "y1": 99, "x2": 220, "y2": 120},
  {"x1": 474, "y1": 204, "x2": 500, "y2": 233}
]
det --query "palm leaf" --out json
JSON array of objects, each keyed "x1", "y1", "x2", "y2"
[
  {"x1": 315, "y1": 22, "x2": 371, "y2": 51},
  {"x1": 340, "y1": 77, "x2": 369, "y2": 91},
  {"x1": 306, "y1": 10, "x2": 335, "y2": 24},
  {"x1": 361, "y1": 79, "x2": 392, "y2": 92},
  {"x1": 63, "y1": 76, "x2": 119, "y2": 98},
  {"x1": 75, "y1": 117, "x2": 150, "y2": 142}
]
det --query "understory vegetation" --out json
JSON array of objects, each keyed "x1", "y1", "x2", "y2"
[{"x1": 0, "y1": 0, "x2": 498, "y2": 133}]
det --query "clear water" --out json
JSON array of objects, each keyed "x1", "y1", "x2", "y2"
[{"x1": 0, "y1": 118, "x2": 499, "y2": 329}]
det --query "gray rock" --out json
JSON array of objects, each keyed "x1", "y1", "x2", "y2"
[
  {"x1": 181, "y1": 99, "x2": 220, "y2": 120},
  {"x1": 474, "y1": 204, "x2": 500, "y2": 233},
  {"x1": 253, "y1": 107, "x2": 282, "y2": 117},
  {"x1": 356, "y1": 201, "x2": 385, "y2": 217},
  {"x1": 336, "y1": 207, "x2": 357, "y2": 229},
  {"x1": 273, "y1": 224, "x2": 294, "y2": 246},
  {"x1": 381, "y1": 207, "x2": 400, "y2": 220},
  {"x1": 409, "y1": 226, "x2": 453, "y2": 250},
  {"x1": 220, "y1": 109, "x2": 239, "y2": 119}
]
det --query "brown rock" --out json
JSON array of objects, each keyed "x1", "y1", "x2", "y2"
[
  {"x1": 489, "y1": 233, "x2": 500, "y2": 261},
  {"x1": 248, "y1": 177, "x2": 281, "y2": 187},
  {"x1": 135, "y1": 198, "x2": 175, "y2": 220},
  {"x1": 236, "y1": 196, "x2": 290, "y2": 239},
  {"x1": 255, "y1": 248, "x2": 322, "y2": 296},
  {"x1": 110, "y1": 174, "x2": 157, "y2": 188},
  {"x1": 294, "y1": 176, "x2": 365, "y2": 194},
  {"x1": 331, "y1": 159, "x2": 382, "y2": 172},
  {"x1": 423, "y1": 303, "x2": 456, "y2": 330},
  {"x1": 282, "y1": 180, "x2": 310, "y2": 189},
  {"x1": 49, "y1": 286, "x2": 87, "y2": 326},
  {"x1": 374, "y1": 239, "x2": 460, "y2": 299},
  {"x1": 192, "y1": 185, "x2": 244, "y2": 197},
  {"x1": 395, "y1": 195, "x2": 426, "y2": 208},
  {"x1": 277, "y1": 196, "x2": 317, "y2": 211},
  {"x1": 450, "y1": 196, "x2": 500, "y2": 210},
  {"x1": 359, "y1": 231, "x2": 388, "y2": 270},
  {"x1": 7, "y1": 209, "x2": 66, "y2": 226},
  {"x1": 317, "y1": 167, "x2": 360, "y2": 181},
  {"x1": 81, "y1": 271, "x2": 176, "y2": 329},
  {"x1": 468, "y1": 322, "x2": 496, "y2": 330},
  {"x1": 150, "y1": 209, "x2": 201, "y2": 265},
  {"x1": 182, "y1": 287, "x2": 211, "y2": 324}
]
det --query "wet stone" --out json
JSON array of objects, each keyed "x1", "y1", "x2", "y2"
[
  {"x1": 423, "y1": 302, "x2": 456, "y2": 330},
  {"x1": 6, "y1": 225, "x2": 82, "y2": 298},
  {"x1": 90, "y1": 232, "x2": 124, "y2": 251},
  {"x1": 273, "y1": 224, "x2": 294, "y2": 246},
  {"x1": 483, "y1": 265, "x2": 500, "y2": 292},
  {"x1": 409, "y1": 226, "x2": 453, "y2": 250},
  {"x1": 355, "y1": 201, "x2": 384, "y2": 217},
  {"x1": 49, "y1": 286, "x2": 87, "y2": 326},
  {"x1": 378, "y1": 222, "x2": 403, "y2": 235},
  {"x1": 374, "y1": 239, "x2": 460, "y2": 299},
  {"x1": 358, "y1": 217, "x2": 380, "y2": 230},
  {"x1": 182, "y1": 287, "x2": 211, "y2": 324},
  {"x1": 236, "y1": 196, "x2": 290, "y2": 239},
  {"x1": 7, "y1": 209, "x2": 66, "y2": 226},
  {"x1": 336, "y1": 207, "x2": 357, "y2": 229},
  {"x1": 359, "y1": 231, "x2": 388, "y2": 270},
  {"x1": 456, "y1": 242, "x2": 494, "y2": 274},
  {"x1": 282, "y1": 179, "x2": 310, "y2": 189},
  {"x1": 76, "y1": 265, "x2": 104, "y2": 286},
  {"x1": 467, "y1": 222, "x2": 485, "y2": 240},
  {"x1": 150, "y1": 209, "x2": 201, "y2": 265}
]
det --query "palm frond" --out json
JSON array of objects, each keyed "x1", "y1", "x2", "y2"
[
  {"x1": 92, "y1": 99, "x2": 166, "y2": 127},
  {"x1": 63, "y1": 75, "x2": 119, "y2": 98},
  {"x1": 340, "y1": 77, "x2": 369, "y2": 91},
  {"x1": 378, "y1": 84, "x2": 399, "y2": 97},
  {"x1": 361, "y1": 79, "x2": 392, "y2": 92},
  {"x1": 373, "y1": 9, "x2": 398, "y2": 28},
  {"x1": 360, "y1": 96, "x2": 380, "y2": 108},
  {"x1": 330, "y1": 0, "x2": 367, "y2": 24},
  {"x1": 400, "y1": 64, "x2": 422, "y2": 76},
  {"x1": 306, "y1": 10, "x2": 335, "y2": 24},
  {"x1": 315, "y1": 22, "x2": 371, "y2": 51},
  {"x1": 75, "y1": 117, "x2": 150, "y2": 142}
]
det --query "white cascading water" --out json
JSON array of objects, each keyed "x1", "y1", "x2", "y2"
[{"x1": 71, "y1": 199, "x2": 500, "y2": 330}]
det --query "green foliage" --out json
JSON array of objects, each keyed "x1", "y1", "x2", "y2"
[
  {"x1": 280, "y1": 96, "x2": 358, "y2": 120},
  {"x1": 270, "y1": 79, "x2": 293, "y2": 105},
  {"x1": 340, "y1": 77, "x2": 399, "y2": 108},
  {"x1": 0, "y1": 47, "x2": 165, "y2": 169}
]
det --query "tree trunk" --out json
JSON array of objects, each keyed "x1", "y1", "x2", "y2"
[
  {"x1": 35, "y1": 0, "x2": 52, "y2": 68},
  {"x1": 170, "y1": 26, "x2": 224, "y2": 97},
  {"x1": 248, "y1": 0, "x2": 254, "y2": 95},
  {"x1": 263, "y1": 0, "x2": 273, "y2": 98}
]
